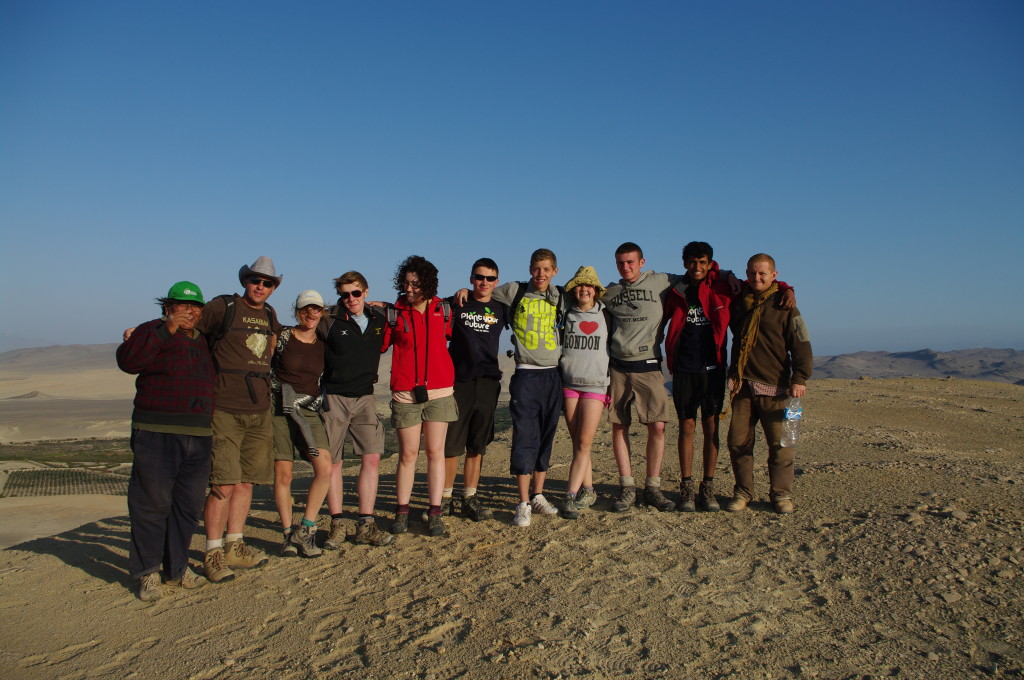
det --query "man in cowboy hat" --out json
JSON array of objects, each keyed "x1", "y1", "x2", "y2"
[{"x1": 196, "y1": 256, "x2": 284, "y2": 583}]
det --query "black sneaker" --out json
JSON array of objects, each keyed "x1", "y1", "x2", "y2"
[
  {"x1": 678, "y1": 481, "x2": 696, "y2": 512},
  {"x1": 461, "y1": 495, "x2": 493, "y2": 521},
  {"x1": 697, "y1": 480, "x2": 720, "y2": 512}
]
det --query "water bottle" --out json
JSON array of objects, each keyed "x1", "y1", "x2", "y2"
[{"x1": 781, "y1": 397, "x2": 802, "y2": 447}]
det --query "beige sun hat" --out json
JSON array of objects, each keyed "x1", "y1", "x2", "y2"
[
  {"x1": 238, "y1": 256, "x2": 283, "y2": 287},
  {"x1": 564, "y1": 266, "x2": 605, "y2": 298}
]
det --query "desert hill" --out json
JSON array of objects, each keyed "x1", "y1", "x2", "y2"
[{"x1": 814, "y1": 348, "x2": 1024, "y2": 385}]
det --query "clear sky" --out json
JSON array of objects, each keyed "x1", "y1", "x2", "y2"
[{"x1": 2, "y1": 1, "x2": 1022, "y2": 356}]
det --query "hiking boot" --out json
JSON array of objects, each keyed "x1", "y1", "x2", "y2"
[
  {"x1": 512, "y1": 502, "x2": 532, "y2": 527},
  {"x1": 289, "y1": 524, "x2": 323, "y2": 558},
  {"x1": 427, "y1": 514, "x2": 448, "y2": 537},
  {"x1": 137, "y1": 572, "x2": 163, "y2": 602},
  {"x1": 612, "y1": 486, "x2": 636, "y2": 513},
  {"x1": 643, "y1": 485, "x2": 676, "y2": 512},
  {"x1": 697, "y1": 481, "x2": 720, "y2": 512},
  {"x1": 323, "y1": 519, "x2": 347, "y2": 550},
  {"x1": 530, "y1": 494, "x2": 559, "y2": 515},
  {"x1": 725, "y1": 496, "x2": 749, "y2": 512},
  {"x1": 354, "y1": 519, "x2": 396, "y2": 546},
  {"x1": 166, "y1": 567, "x2": 208, "y2": 590},
  {"x1": 678, "y1": 480, "x2": 697, "y2": 513},
  {"x1": 225, "y1": 539, "x2": 269, "y2": 569},
  {"x1": 280, "y1": 529, "x2": 299, "y2": 557},
  {"x1": 461, "y1": 494, "x2": 493, "y2": 521},
  {"x1": 773, "y1": 497, "x2": 796, "y2": 514},
  {"x1": 576, "y1": 488, "x2": 597, "y2": 508},
  {"x1": 203, "y1": 548, "x2": 236, "y2": 583},
  {"x1": 390, "y1": 512, "x2": 409, "y2": 535},
  {"x1": 421, "y1": 497, "x2": 454, "y2": 523},
  {"x1": 561, "y1": 497, "x2": 581, "y2": 520}
]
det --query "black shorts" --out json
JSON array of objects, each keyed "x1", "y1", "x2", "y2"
[
  {"x1": 444, "y1": 377, "x2": 501, "y2": 457},
  {"x1": 672, "y1": 369, "x2": 725, "y2": 420}
]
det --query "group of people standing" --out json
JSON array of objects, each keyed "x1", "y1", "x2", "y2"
[{"x1": 117, "y1": 243, "x2": 812, "y2": 602}]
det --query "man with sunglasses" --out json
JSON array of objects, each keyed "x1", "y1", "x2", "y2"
[
  {"x1": 196, "y1": 256, "x2": 284, "y2": 583},
  {"x1": 316, "y1": 271, "x2": 395, "y2": 547},
  {"x1": 441, "y1": 258, "x2": 507, "y2": 521}
]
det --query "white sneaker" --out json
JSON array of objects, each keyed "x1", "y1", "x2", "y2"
[
  {"x1": 530, "y1": 494, "x2": 559, "y2": 515},
  {"x1": 512, "y1": 502, "x2": 532, "y2": 527}
]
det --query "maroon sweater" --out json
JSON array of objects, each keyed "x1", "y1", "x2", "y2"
[{"x1": 117, "y1": 318, "x2": 215, "y2": 435}]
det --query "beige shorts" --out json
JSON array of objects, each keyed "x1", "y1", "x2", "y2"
[
  {"x1": 391, "y1": 395, "x2": 458, "y2": 430},
  {"x1": 608, "y1": 368, "x2": 672, "y2": 426},
  {"x1": 272, "y1": 409, "x2": 330, "y2": 461},
  {"x1": 210, "y1": 409, "x2": 274, "y2": 485},
  {"x1": 322, "y1": 394, "x2": 385, "y2": 463}
]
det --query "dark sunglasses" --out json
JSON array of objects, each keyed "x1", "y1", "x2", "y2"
[
  {"x1": 339, "y1": 289, "x2": 364, "y2": 300},
  {"x1": 473, "y1": 274, "x2": 498, "y2": 282},
  {"x1": 248, "y1": 277, "x2": 276, "y2": 288}
]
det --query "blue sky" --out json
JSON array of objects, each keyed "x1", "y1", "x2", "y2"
[{"x1": 2, "y1": 1, "x2": 1022, "y2": 356}]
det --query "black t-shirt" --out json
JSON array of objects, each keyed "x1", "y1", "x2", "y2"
[
  {"x1": 674, "y1": 285, "x2": 718, "y2": 374},
  {"x1": 448, "y1": 297, "x2": 506, "y2": 381}
]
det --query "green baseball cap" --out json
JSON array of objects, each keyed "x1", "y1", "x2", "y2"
[{"x1": 166, "y1": 281, "x2": 205, "y2": 305}]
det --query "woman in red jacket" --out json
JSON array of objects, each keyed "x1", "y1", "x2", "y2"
[{"x1": 382, "y1": 256, "x2": 456, "y2": 538}]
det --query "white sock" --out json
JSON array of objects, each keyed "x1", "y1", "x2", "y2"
[
  {"x1": 225, "y1": 533, "x2": 243, "y2": 543},
  {"x1": 463, "y1": 487, "x2": 477, "y2": 498},
  {"x1": 206, "y1": 538, "x2": 224, "y2": 552},
  {"x1": 620, "y1": 475, "x2": 635, "y2": 487},
  {"x1": 647, "y1": 477, "x2": 662, "y2": 488}
]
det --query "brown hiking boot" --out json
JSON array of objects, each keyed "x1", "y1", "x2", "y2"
[
  {"x1": 678, "y1": 480, "x2": 696, "y2": 512},
  {"x1": 643, "y1": 485, "x2": 676, "y2": 512},
  {"x1": 166, "y1": 567, "x2": 208, "y2": 590},
  {"x1": 612, "y1": 485, "x2": 636, "y2": 513},
  {"x1": 725, "y1": 496, "x2": 749, "y2": 512},
  {"x1": 224, "y1": 540, "x2": 269, "y2": 569},
  {"x1": 773, "y1": 498, "x2": 796, "y2": 514},
  {"x1": 288, "y1": 524, "x2": 323, "y2": 558},
  {"x1": 323, "y1": 519, "x2": 347, "y2": 550},
  {"x1": 697, "y1": 480, "x2": 720, "y2": 512},
  {"x1": 203, "y1": 548, "x2": 236, "y2": 583},
  {"x1": 353, "y1": 519, "x2": 396, "y2": 546}
]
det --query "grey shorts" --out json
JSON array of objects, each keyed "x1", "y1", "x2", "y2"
[
  {"x1": 272, "y1": 409, "x2": 330, "y2": 461},
  {"x1": 391, "y1": 395, "x2": 458, "y2": 430},
  {"x1": 322, "y1": 394, "x2": 385, "y2": 463}
]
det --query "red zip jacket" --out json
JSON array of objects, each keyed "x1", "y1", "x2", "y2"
[
  {"x1": 663, "y1": 262, "x2": 734, "y2": 374},
  {"x1": 381, "y1": 296, "x2": 455, "y2": 391}
]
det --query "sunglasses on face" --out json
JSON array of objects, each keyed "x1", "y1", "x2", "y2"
[
  {"x1": 248, "y1": 277, "x2": 276, "y2": 288},
  {"x1": 473, "y1": 274, "x2": 498, "y2": 282},
  {"x1": 339, "y1": 289, "x2": 364, "y2": 300}
]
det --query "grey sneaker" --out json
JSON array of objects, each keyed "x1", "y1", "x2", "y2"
[
  {"x1": 323, "y1": 518, "x2": 347, "y2": 550},
  {"x1": 421, "y1": 497, "x2": 454, "y2": 523},
  {"x1": 427, "y1": 514, "x2": 448, "y2": 537},
  {"x1": 576, "y1": 488, "x2": 597, "y2": 508},
  {"x1": 390, "y1": 512, "x2": 409, "y2": 535},
  {"x1": 203, "y1": 548, "x2": 236, "y2": 583},
  {"x1": 613, "y1": 486, "x2": 636, "y2": 513},
  {"x1": 353, "y1": 519, "x2": 396, "y2": 546},
  {"x1": 137, "y1": 572, "x2": 163, "y2": 602},
  {"x1": 561, "y1": 496, "x2": 581, "y2": 520},
  {"x1": 166, "y1": 567, "x2": 208, "y2": 590},
  {"x1": 289, "y1": 524, "x2": 323, "y2": 558},
  {"x1": 678, "y1": 480, "x2": 697, "y2": 512},
  {"x1": 697, "y1": 481, "x2": 720, "y2": 512},
  {"x1": 461, "y1": 495, "x2": 493, "y2": 521},
  {"x1": 225, "y1": 539, "x2": 269, "y2": 569},
  {"x1": 280, "y1": 529, "x2": 299, "y2": 557},
  {"x1": 643, "y1": 485, "x2": 676, "y2": 512}
]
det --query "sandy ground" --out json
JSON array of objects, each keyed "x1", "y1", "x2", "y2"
[{"x1": 1, "y1": 377, "x2": 1023, "y2": 679}]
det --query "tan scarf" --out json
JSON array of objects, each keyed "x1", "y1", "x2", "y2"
[{"x1": 728, "y1": 282, "x2": 778, "y2": 399}]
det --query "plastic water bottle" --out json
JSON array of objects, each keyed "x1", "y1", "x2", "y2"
[{"x1": 781, "y1": 397, "x2": 802, "y2": 447}]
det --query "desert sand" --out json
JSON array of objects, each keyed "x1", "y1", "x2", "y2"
[{"x1": 1, "y1": 368, "x2": 1022, "y2": 679}]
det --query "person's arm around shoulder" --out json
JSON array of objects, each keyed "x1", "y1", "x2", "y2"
[
  {"x1": 775, "y1": 280, "x2": 796, "y2": 310},
  {"x1": 489, "y1": 281, "x2": 517, "y2": 306},
  {"x1": 116, "y1": 319, "x2": 171, "y2": 374}
]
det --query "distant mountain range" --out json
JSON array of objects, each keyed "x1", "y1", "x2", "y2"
[{"x1": 813, "y1": 348, "x2": 1024, "y2": 385}]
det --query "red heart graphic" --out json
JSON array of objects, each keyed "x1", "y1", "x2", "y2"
[{"x1": 579, "y1": 321, "x2": 598, "y2": 335}]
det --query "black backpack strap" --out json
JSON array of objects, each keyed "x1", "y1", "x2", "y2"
[{"x1": 507, "y1": 282, "x2": 528, "y2": 329}]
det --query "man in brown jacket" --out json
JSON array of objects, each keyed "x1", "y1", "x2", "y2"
[{"x1": 725, "y1": 253, "x2": 812, "y2": 514}]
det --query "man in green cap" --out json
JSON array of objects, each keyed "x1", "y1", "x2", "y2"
[{"x1": 117, "y1": 281, "x2": 215, "y2": 601}]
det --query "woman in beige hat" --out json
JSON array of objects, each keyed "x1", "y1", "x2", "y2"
[{"x1": 558, "y1": 266, "x2": 612, "y2": 519}]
